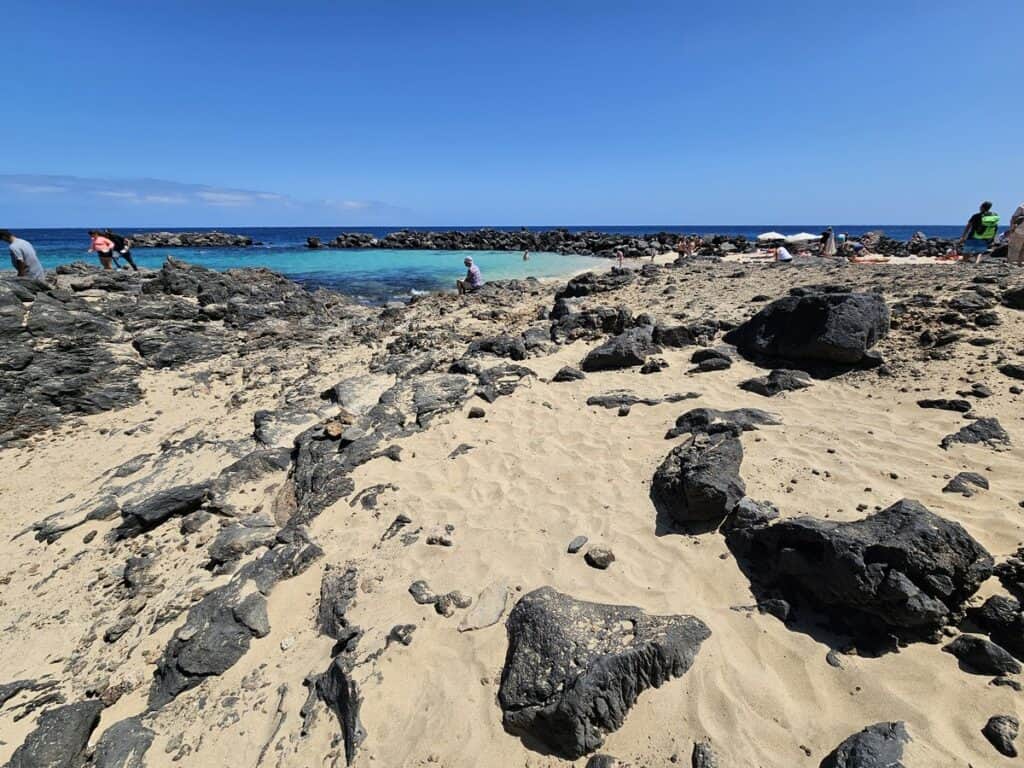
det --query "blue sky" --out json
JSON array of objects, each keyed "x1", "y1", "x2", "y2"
[{"x1": 2, "y1": 0, "x2": 1021, "y2": 227}]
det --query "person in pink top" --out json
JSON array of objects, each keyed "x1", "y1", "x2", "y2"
[{"x1": 88, "y1": 230, "x2": 116, "y2": 270}]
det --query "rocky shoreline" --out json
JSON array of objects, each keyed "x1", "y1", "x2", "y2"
[
  {"x1": 2, "y1": 254, "x2": 1023, "y2": 765},
  {"x1": 129, "y1": 231, "x2": 255, "y2": 248}
]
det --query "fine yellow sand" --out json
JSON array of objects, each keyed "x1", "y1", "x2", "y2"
[{"x1": 1, "y1": 259, "x2": 1022, "y2": 766}]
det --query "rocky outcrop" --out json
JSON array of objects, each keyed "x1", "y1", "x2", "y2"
[
  {"x1": 149, "y1": 532, "x2": 322, "y2": 708},
  {"x1": 498, "y1": 587, "x2": 710, "y2": 759},
  {"x1": 653, "y1": 432, "x2": 746, "y2": 524},
  {"x1": 91, "y1": 716, "x2": 155, "y2": 768},
  {"x1": 129, "y1": 231, "x2": 253, "y2": 248},
  {"x1": 725, "y1": 499, "x2": 993, "y2": 642},
  {"x1": 4, "y1": 700, "x2": 103, "y2": 768},
  {"x1": 666, "y1": 407, "x2": 781, "y2": 438},
  {"x1": 724, "y1": 289, "x2": 889, "y2": 367},
  {"x1": 738, "y1": 369, "x2": 812, "y2": 397},
  {"x1": 581, "y1": 326, "x2": 660, "y2": 371}
]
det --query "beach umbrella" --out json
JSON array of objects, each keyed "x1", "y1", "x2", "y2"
[
  {"x1": 756, "y1": 231, "x2": 786, "y2": 242},
  {"x1": 785, "y1": 232, "x2": 819, "y2": 243}
]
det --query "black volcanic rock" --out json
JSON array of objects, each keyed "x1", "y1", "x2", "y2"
[
  {"x1": 940, "y1": 417, "x2": 1010, "y2": 450},
  {"x1": 739, "y1": 369, "x2": 812, "y2": 397},
  {"x1": 820, "y1": 721, "x2": 909, "y2": 768},
  {"x1": 943, "y1": 634, "x2": 1021, "y2": 675},
  {"x1": 666, "y1": 407, "x2": 781, "y2": 439},
  {"x1": 725, "y1": 499, "x2": 993, "y2": 641},
  {"x1": 724, "y1": 290, "x2": 889, "y2": 367},
  {"x1": 5, "y1": 700, "x2": 103, "y2": 768},
  {"x1": 581, "y1": 326, "x2": 660, "y2": 371},
  {"x1": 983, "y1": 715, "x2": 1020, "y2": 758},
  {"x1": 653, "y1": 432, "x2": 745, "y2": 524},
  {"x1": 498, "y1": 587, "x2": 710, "y2": 759}
]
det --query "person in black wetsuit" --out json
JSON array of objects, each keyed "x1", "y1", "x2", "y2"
[{"x1": 104, "y1": 230, "x2": 138, "y2": 271}]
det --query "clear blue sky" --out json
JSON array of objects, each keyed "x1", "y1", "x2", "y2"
[{"x1": 2, "y1": 0, "x2": 1021, "y2": 227}]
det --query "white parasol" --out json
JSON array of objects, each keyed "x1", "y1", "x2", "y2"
[{"x1": 756, "y1": 231, "x2": 786, "y2": 242}]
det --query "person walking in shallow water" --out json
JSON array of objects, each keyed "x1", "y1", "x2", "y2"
[
  {"x1": 456, "y1": 256, "x2": 483, "y2": 294},
  {"x1": 88, "y1": 230, "x2": 116, "y2": 270},
  {"x1": 1, "y1": 230, "x2": 45, "y2": 280},
  {"x1": 959, "y1": 201, "x2": 1000, "y2": 263}
]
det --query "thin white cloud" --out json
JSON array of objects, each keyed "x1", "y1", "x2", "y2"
[{"x1": 0, "y1": 173, "x2": 409, "y2": 221}]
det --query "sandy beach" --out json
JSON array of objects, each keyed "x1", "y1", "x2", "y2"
[{"x1": 2, "y1": 253, "x2": 1023, "y2": 767}]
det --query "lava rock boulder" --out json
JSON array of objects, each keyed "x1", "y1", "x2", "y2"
[{"x1": 498, "y1": 587, "x2": 710, "y2": 759}]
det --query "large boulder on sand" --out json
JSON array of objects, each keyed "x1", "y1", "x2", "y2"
[
  {"x1": 581, "y1": 326, "x2": 660, "y2": 371},
  {"x1": 724, "y1": 290, "x2": 889, "y2": 367},
  {"x1": 725, "y1": 499, "x2": 993, "y2": 641},
  {"x1": 498, "y1": 587, "x2": 710, "y2": 759},
  {"x1": 652, "y1": 432, "x2": 746, "y2": 524}
]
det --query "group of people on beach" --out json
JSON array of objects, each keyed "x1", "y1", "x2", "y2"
[{"x1": 3, "y1": 229, "x2": 140, "y2": 283}]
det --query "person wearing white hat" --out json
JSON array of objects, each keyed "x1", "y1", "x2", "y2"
[{"x1": 456, "y1": 256, "x2": 483, "y2": 294}]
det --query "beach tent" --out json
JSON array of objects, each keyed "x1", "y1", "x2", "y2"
[
  {"x1": 785, "y1": 232, "x2": 818, "y2": 243},
  {"x1": 756, "y1": 231, "x2": 786, "y2": 242}
]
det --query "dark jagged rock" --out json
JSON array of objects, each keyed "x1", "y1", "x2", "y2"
[
  {"x1": 585, "y1": 756, "x2": 620, "y2": 768},
  {"x1": 653, "y1": 321, "x2": 717, "y2": 348},
  {"x1": 5, "y1": 699, "x2": 103, "y2": 768},
  {"x1": 91, "y1": 716, "x2": 155, "y2": 768},
  {"x1": 999, "y1": 363, "x2": 1024, "y2": 381},
  {"x1": 550, "y1": 304, "x2": 633, "y2": 344},
  {"x1": 820, "y1": 721, "x2": 909, "y2": 768},
  {"x1": 942, "y1": 472, "x2": 989, "y2": 496},
  {"x1": 552, "y1": 365, "x2": 586, "y2": 382},
  {"x1": 115, "y1": 482, "x2": 212, "y2": 538},
  {"x1": 725, "y1": 499, "x2": 993, "y2": 642},
  {"x1": 724, "y1": 290, "x2": 889, "y2": 367},
  {"x1": 969, "y1": 595, "x2": 1024, "y2": 659},
  {"x1": 639, "y1": 357, "x2": 668, "y2": 374},
  {"x1": 940, "y1": 417, "x2": 1010, "y2": 450},
  {"x1": 652, "y1": 432, "x2": 745, "y2": 524},
  {"x1": 666, "y1": 407, "x2": 781, "y2": 438},
  {"x1": 943, "y1": 634, "x2": 1021, "y2": 675},
  {"x1": 207, "y1": 525, "x2": 277, "y2": 568},
  {"x1": 739, "y1": 369, "x2": 812, "y2": 397},
  {"x1": 412, "y1": 375, "x2": 472, "y2": 426},
  {"x1": 149, "y1": 535, "x2": 322, "y2": 708},
  {"x1": 314, "y1": 656, "x2": 366, "y2": 766},
  {"x1": 584, "y1": 547, "x2": 615, "y2": 569},
  {"x1": 917, "y1": 398, "x2": 972, "y2": 413},
  {"x1": 318, "y1": 565, "x2": 359, "y2": 639},
  {"x1": 467, "y1": 334, "x2": 527, "y2": 361},
  {"x1": 1002, "y1": 285, "x2": 1024, "y2": 309},
  {"x1": 691, "y1": 741, "x2": 719, "y2": 768},
  {"x1": 475, "y1": 363, "x2": 535, "y2": 402},
  {"x1": 982, "y1": 714, "x2": 1019, "y2": 758},
  {"x1": 498, "y1": 587, "x2": 710, "y2": 759},
  {"x1": 581, "y1": 326, "x2": 660, "y2": 372},
  {"x1": 129, "y1": 231, "x2": 253, "y2": 248},
  {"x1": 556, "y1": 269, "x2": 635, "y2": 299}
]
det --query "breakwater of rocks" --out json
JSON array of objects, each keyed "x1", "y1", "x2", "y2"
[{"x1": 129, "y1": 231, "x2": 254, "y2": 248}]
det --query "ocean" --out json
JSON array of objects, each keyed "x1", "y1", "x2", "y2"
[{"x1": 13, "y1": 225, "x2": 967, "y2": 304}]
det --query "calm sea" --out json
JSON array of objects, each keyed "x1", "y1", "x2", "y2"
[{"x1": 12, "y1": 225, "x2": 965, "y2": 304}]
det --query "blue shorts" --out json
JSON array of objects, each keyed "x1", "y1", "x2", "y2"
[{"x1": 961, "y1": 239, "x2": 990, "y2": 254}]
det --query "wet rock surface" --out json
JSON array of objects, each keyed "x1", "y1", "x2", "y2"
[{"x1": 498, "y1": 587, "x2": 710, "y2": 759}]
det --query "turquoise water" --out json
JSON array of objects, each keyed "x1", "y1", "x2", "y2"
[
  {"x1": 23, "y1": 229, "x2": 606, "y2": 303},
  {"x1": 182, "y1": 248, "x2": 603, "y2": 303}
]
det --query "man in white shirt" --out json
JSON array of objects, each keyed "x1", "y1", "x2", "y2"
[{"x1": 775, "y1": 246, "x2": 793, "y2": 262}]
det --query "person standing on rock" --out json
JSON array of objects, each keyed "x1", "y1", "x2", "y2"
[
  {"x1": 1, "y1": 230, "x2": 45, "y2": 280},
  {"x1": 959, "y1": 201, "x2": 1000, "y2": 263},
  {"x1": 1008, "y1": 202, "x2": 1024, "y2": 266},
  {"x1": 104, "y1": 229, "x2": 139, "y2": 271},
  {"x1": 456, "y1": 256, "x2": 483, "y2": 294},
  {"x1": 88, "y1": 230, "x2": 116, "y2": 270}
]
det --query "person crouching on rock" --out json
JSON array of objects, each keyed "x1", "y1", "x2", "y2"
[
  {"x1": 457, "y1": 256, "x2": 483, "y2": 294},
  {"x1": 88, "y1": 230, "x2": 116, "y2": 270}
]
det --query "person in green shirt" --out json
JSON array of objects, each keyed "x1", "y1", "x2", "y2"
[{"x1": 959, "y1": 201, "x2": 1000, "y2": 263}]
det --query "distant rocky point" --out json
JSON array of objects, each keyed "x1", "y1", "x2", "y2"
[{"x1": 130, "y1": 231, "x2": 254, "y2": 248}]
